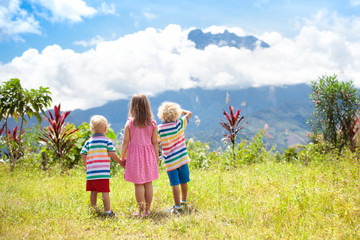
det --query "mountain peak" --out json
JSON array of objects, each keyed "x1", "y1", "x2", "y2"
[{"x1": 188, "y1": 29, "x2": 270, "y2": 50}]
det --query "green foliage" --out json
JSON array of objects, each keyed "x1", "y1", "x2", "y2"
[
  {"x1": 236, "y1": 130, "x2": 272, "y2": 165},
  {"x1": 105, "y1": 127, "x2": 117, "y2": 140},
  {"x1": 279, "y1": 138, "x2": 358, "y2": 166},
  {"x1": 187, "y1": 138, "x2": 213, "y2": 169},
  {"x1": 60, "y1": 123, "x2": 91, "y2": 170},
  {"x1": 16, "y1": 125, "x2": 45, "y2": 168},
  {"x1": 308, "y1": 74, "x2": 360, "y2": 152},
  {"x1": 0, "y1": 78, "x2": 52, "y2": 171},
  {"x1": 282, "y1": 147, "x2": 298, "y2": 162},
  {"x1": 297, "y1": 142, "x2": 327, "y2": 164},
  {"x1": 106, "y1": 127, "x2": 124, "y2": 174},
  {"x1": 186, "y1": 131, "x2": 275, "y2": 170},
  {"x1": 220, "y1": 130, "x2": 273, "y2": 168}
]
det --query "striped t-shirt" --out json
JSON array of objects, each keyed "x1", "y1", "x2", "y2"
[
  {"x1": 80, "y1": 134, "x2": 115, "y2": 180},
  {"x1": 158, "y1": 116, "x2": 190, "y2": 171}
]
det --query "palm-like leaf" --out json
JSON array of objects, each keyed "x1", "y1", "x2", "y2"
[
  {"x1": 219, "y1": 105, "x2": 248, "y2": 160},
  {"x1": 41, "y1": 104, "x2": 78, "y2": 163}
]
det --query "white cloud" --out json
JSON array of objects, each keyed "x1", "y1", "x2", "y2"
[
  {"x1": 204, "y1": 25, "x2": 247, "y2": 36},
  {"x1": 350, "y1": 0, "x2": 360, "y2": 6},
  {"x1": 254, "y1": 0, "x2": 270, "y2": 8},
  {"x1": 301, "y1": 9, "x2": 360, "y2": 41},
  {"x1": 0, "y1": 1, "x2": 116, "y2": 40},
  {"x1": 74, "y1": 35, "x2": 105, "y2": 47},
  {"x1": 1, "y1": 11, "x2": 360, "y2": 110},
  {"x1": 98, "y1": 2, "x2": 116, "y2": 15},
  {"x1": 143, "y1": 12, "x2": 158, "y2": 20},
  {"x1": 0, "y1": 0, "x2": 41, "y2": 40},
  {"x1": 32, "y1": 0, "x2": 97, "y2": 22}
]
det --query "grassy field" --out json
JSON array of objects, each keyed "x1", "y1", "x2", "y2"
[{"x1": 0, "y1": 159, "x2": 359, "y2": 239}]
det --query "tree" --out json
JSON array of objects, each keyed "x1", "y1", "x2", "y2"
[
  {"x1": 0, "y1": 78, "x2": 52, "y2": 171},
  {"x1": 39, "y1": 104, "x2": 78, "y2": 173},
  {"x1": 219, "y1": 105, "x2": 247, "y2": 161},
  {"x1": 308, "y1": 74, "x2": 360, "y2": 152}
]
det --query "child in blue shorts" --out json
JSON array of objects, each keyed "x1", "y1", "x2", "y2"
[{"x1": 157, "y1": 102, "x2": 192, "y2": 213}]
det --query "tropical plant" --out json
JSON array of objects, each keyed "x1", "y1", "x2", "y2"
[
  {"x1": 39, "y1": 104, "x2": 78, "y2": 173},
  {"x1": 6, "y1": 126, "x2": 24, "y2": 151},
  {"x1": 0, "y1": 78, "x2": 52, "y2": 171},
  {"x1": 0, "y1": 126, "x2": 25, "y2": 162},
  {"x1": 219, "y1": 105, "x2": 247, "y2": 161},
  {"x1": 308, "y1": 74, "x2": 360, "y2": 152},
  {"x1": 341, "y1": 116, "x2": 360, "y2": 152}
]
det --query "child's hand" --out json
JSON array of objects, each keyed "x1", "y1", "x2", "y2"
[{"x1": 120, "y1": 159, "x2": 126, "y2": 168}]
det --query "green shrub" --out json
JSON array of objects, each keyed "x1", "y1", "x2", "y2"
[
  {"x1": 187, "y1": 138, "x2": 211, "y2": 169},
  {"x1": 237, "y1": 131, "x2": 273, "y2": 165},
  {"x1": 308, "y1": 74, "x2": 360, "y2": 152},
  {"x1": 282, "y1": 147, "x2": 298, "y2": 162},
  {"x1": 219, "y1": 131, "x2": 274, "y2": 168}
]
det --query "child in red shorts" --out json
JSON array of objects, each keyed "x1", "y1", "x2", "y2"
[{"x1": 81, "y1": 115, "x2": 125, "y2": 216}]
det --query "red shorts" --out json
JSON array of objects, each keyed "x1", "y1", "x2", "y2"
[{"x1": 86, "y1": 179, "x2": 110, "y2": 192}]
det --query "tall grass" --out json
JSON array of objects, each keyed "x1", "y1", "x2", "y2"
[{"x1": 1, "y1": 158, "x2": 359, "y2": 239}]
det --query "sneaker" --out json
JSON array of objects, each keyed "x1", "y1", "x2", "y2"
[
  {"x1": 105, "y1": 210, "x2": 115, "y2": 217},
  {"x1": 167, "y1": 205, "x2": 183, "y2": 213},
  {"x1": 180, "y1": 200, "x2": 187, "y2": 206}
]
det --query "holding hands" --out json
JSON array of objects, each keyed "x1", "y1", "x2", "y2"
[{"x1": 120, "y1": 158, "x2": 126, "y2": 168}]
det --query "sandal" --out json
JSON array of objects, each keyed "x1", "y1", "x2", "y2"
[
  {"x1": 132, "y1": 212, "x2": 142, "y2": 217},
  {"x1": 142, "y1": 211, "x2": 150, "y2": 217}
]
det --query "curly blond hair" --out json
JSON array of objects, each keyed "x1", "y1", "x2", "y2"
[
  {"x1": 157, "y1": 102, "x2": 181, "y2": 122},
  {"x1": 90, "y1": 115, "x2": 108, "y2": 133}
]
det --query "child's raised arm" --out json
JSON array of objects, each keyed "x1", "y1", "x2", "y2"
[{"x1": 182, "y1": 110, "x2": 192, "y2": 120}]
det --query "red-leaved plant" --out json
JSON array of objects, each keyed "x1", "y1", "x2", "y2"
[
  {"x1": 341, "y1": 117, "x2": 360, "y2": 152},
  {"x1": 219, "y1": 105, "x2": 247, "y2": 161},
  {"x1": 1, "y1": 126, "x2": 24, "y2": 158},
  {"x1": 40, "y1": 104, "x2": 78, "y2": 172},
  {"x1": 7, "y1": 126, "x2": 24, "y2": 142}
]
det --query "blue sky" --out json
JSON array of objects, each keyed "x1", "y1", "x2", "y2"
[
  {"x1": 1, "y1": 0, "x2": 360, "y2": 110},
  {"x1": 1, "y1": 0, "x2": 358, "y2": 62}
]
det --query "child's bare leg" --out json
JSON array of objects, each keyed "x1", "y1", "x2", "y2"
[
  {"x1": 134, "y1": 184, "x2": 145, "y2": 212},
  {"x1": 102, "y1": 192, "x2": 111, "y2": 212},
  {"x1": 180, "y1": 183, "x2": 188, "y2": 202},
  {"x1": 144, "y1": 182, "x2": 153, "y2": 212},
  {"x1": 90, "y1": 191, "x2": 98, "y2": 208},
  {"x1": 172, "y1": 185, "x2": 181, "y2": 206}
]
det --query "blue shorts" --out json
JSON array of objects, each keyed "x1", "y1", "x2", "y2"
[{"x1": 167, "y1": 163, "x2": 190, "y2": 186}]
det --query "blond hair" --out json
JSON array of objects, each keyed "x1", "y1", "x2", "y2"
[
  {"x1": 157, "y1": 102, "x2": 181, "y2": 122},
  {"x1": 90, "y1": 115, "x2": 108, "y2": 133},
  {"x1": 129, "y1": 94, "x2": 153, "y2": 127}
]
